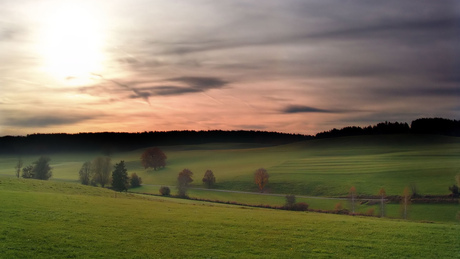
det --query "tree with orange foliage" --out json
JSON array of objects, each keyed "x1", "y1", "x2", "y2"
[
  {"x1": 254, "y1": 168, "x2": 269, "y2": 192},
  {"x1": 401, "y1": 186, "x2": 411, "y2": 219},
  {"x1": 140, "y1": 147, "x2": 167, "y2": 170}
]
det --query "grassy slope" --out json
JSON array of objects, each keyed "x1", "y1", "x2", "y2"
[
  {"x1": 0, "y1": 134, "x2": 458, "y2": 222},
  {"x1": 1, "y1": 134, "x2": 454, "y2": 196},
  {"x1": 1, "y1": 178, "x2": 459, "y2": 258}
]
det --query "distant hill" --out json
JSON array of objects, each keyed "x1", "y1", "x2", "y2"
[{"x1": 0, "y1": 117, "x2": 458, "y2": 154}]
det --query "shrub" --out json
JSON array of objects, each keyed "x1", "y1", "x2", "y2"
[
  {"x1": 334, "y1": 202, "x2": 343, "y2": 211},
  {"x1": 159, "y1": 186, "x2": 171, "y2": 196},
  {"x1": 291, "y1": 202, "x2": 309, "y2": 211},
  {"x1": 130, "y1": 173, "x2": 142, "y2": 188},
  {"x1": 365, "y1": 208, "x2": 375, "y2": 216},
  {"x1": 448, "y1": 184, "x2": 459, "y2": 198}
]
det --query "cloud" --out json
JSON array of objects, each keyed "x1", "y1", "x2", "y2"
[
  {"x1": 301, "y1": 17, "x2": 459, "y2": 43},
  {"x1": 169, "y1": 76, "x2": 228, "y2": 90},
  {"x1": 4, "y1": 114, "x2": 95, "y2": 128},
  {"x1": 364, "y1": 85, "x2": 460, "y2": 99},
  {"x1": 282, "y1": 105, "x2": 334, "y2": 114},
  {"x1": 151, "y1": 14, "x2": 458, "y2": 56},
  {"x1": 130, "y1": 76, "x2": 228, "y2": 99},
  {"x1": 80, "y1": 76, "x2": 228, "y2": 103},
  {"x1": 129, "y1": 85, "x2": 198, "y2": 98},
  {"x1": 0, "y1": 28, "x2": 15, "y2": 41}
]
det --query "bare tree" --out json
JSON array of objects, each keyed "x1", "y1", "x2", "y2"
[
  {"x1": 254, "y1": 168, "x2": 269, "y2": 192},
  {"x1": 91, "y1": 156, "x2": 111, "y2": 187},
  {"x1": 285, "y1": 194, "x2": 296, "y2": 209},
  {"x1": 15, "y1": 158, "x2": 23, "y2": 179},
  {"x1": 378, "y1": 187, "x2": 386, "y2": 217},
  {"x1": 177, "y1": 169, "x2": 193, "y2": 197},
  {"x1": 79, "y1": 161, "x2": 92, "y2": 185},
  {"x1": 349, "y1": 186, "x2": 357, "y2": 213}
]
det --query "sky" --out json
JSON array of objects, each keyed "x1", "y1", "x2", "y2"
[{"x1": 1, "y1": 0, "x2": 459, "y2": 136}]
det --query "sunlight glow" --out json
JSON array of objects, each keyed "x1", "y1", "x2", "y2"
[{"x1": 38, "y1": 2, "x2": 107, "y2": 86}]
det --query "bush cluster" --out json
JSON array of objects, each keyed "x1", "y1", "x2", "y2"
[{"x1": 159, "y1": 186, "x2": 171, "y2": 196}]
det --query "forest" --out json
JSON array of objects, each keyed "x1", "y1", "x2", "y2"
[{"x1": 0, "y1": 117, "x2": 458, "y2": 154}]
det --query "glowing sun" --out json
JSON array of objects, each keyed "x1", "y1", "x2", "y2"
[{"x1": 38, "y1": 2, "x2": 106, "y2": 85}]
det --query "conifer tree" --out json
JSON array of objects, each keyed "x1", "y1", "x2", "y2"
[{"x1": 112, "y1": 161, "x2": 129, "y2": 192}]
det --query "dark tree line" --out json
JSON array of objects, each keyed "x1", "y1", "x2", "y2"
[
  {"x1": 410, "y1": 118, "x2": 460, "y2": 136},
  {"x1": 1, "y1": 118, "x2": 458, "y2": 154},
  {"x1": 316, "y1": 118, "x2": 460, "y2": 139},
  {"x1": 0, "y1": 130, "x2": 311, "y2": 154}
]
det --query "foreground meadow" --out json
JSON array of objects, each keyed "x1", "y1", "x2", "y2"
[{"x1": 0, "y1": 178, "x2": 459, "y2": 258}]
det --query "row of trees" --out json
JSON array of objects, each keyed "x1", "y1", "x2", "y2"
[
  {"x1": 15, "y1": 156, "x2": 52, "y2": 180},
  {"x1": 78, "y1": 157, "x2": 142, "y2": 191},
  {"x1": 1, "y1": 130, "x2": 309, "y2": 154}
]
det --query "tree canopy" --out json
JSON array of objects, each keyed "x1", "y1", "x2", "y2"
[
  {"x1": 202, "y1": 170, "x2": 216, "y2": 188},
  {"x1": 33, "y1": 156, "x2": 52, "y2": 180},
  {"x1": 141, "y1": 147, "x2": 167, "y2": 170}
]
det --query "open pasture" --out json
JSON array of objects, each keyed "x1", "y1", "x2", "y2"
[
  {"x1": 2, "y1": 134, "x2": 458, "y2": 197},
  {"x1": 1, "y1": 134, "x2": 459, "y2": 222},
  {"x1": 0, "y1": 177, "x2": 459, "y2": 258}
]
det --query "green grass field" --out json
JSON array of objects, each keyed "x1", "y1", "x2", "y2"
[
  {"x1": 1, "y1": 178, "x2": 459, "y2": 258},
  {"x1": 1, "y1": 134, "x2": 459, "y2": 222}
]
